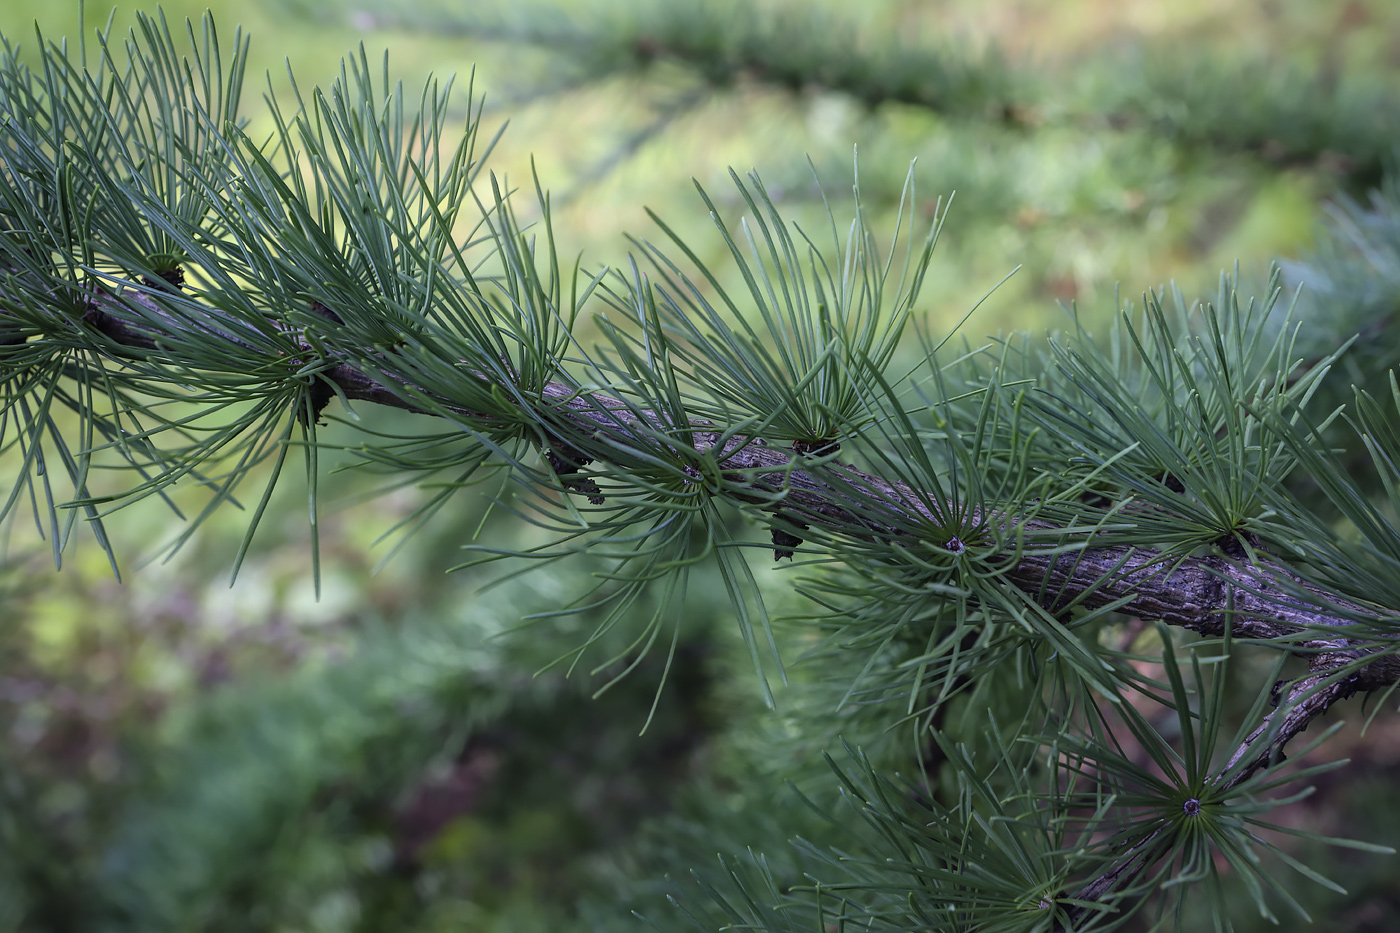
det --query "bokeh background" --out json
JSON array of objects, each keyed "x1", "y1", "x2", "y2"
[{"x1": 3, "y1": 1, "x2": 1399, "y2": 930}]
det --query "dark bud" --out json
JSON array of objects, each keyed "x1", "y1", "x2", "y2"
[
  {"x1": 141, "y1": 265, "x2": 186, "y2": 292},
  {"x1": 545, "y1": 446, "x2": 594, "y2": 477},
  {"x1": 546, "y1": 446, "x2": 603, "y2": 504},
  {"x1": 791, "y1": 437, "x2": 840, "y2": 457},
  {"x1": 771, "y1": 515, "x2": 809, "y2": 561},
  {"x1": 300, "y1": 377, "x2": 336, "y2": 427},
  {"x1": 310, "y1": 300, "x2": 345, "y2": 326},
  {"x1": 578, "y1": 478, "x2": 606, "y2": 506},
  {"x1": 771, "y1": 528, "x2": 803, "y2": 561},
  {"x1": 1079, "y1": 487, "x2": 1112, "y2": 509},
  {"x1": 1216, "y1": 530, "x2": 1263, "y2": 559},
  {"x1": 78, "y1": 286, "x2": 112, "y2": 334}
]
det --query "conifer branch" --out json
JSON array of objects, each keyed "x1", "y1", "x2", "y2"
[
  {"x1": 6, "y1": 13, "x2": 1398, "y2": 923},
  {"x1": 21, "y1": 283, "x2": 1398, "y2": 695},
  {"x1": 1062, "y1": 673, "x2": 1362, "y2": 929},
  {"x1": 25, "y1": 277, "x2": 1395, "y2": 926}
]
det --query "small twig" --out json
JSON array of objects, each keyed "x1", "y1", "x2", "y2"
[
  {"x1": 1216, "y1": 671, "x2": 1359, "y2": 791},
  {"x1": 1059, "y1": 670, "x2": 1362, "y2": 929}
]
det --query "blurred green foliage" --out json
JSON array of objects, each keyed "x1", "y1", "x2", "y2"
[{"x1": 2, "y1": 0, "x2": 1399, "y2": 930}]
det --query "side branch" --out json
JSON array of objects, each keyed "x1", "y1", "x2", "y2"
[{"x1": 1060, "y1": 673, "x2": 1362, "y2": 929}]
